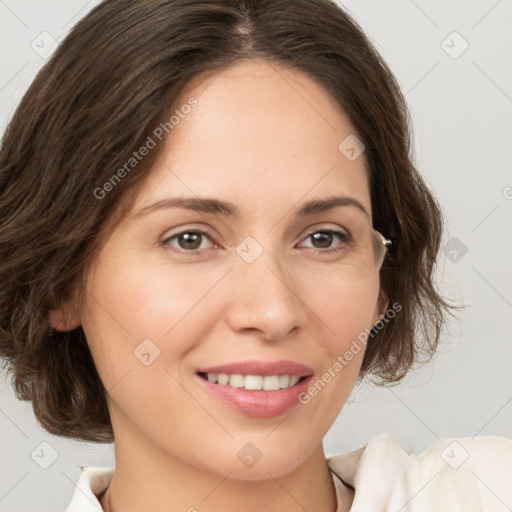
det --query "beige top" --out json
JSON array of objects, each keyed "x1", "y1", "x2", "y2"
[{"x1": 64, "y1": 434, "x2": 512, "y2": 511}]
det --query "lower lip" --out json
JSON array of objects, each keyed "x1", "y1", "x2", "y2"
[{"x1": 195, "y1": 374, "x2": 313, "y2": 418}]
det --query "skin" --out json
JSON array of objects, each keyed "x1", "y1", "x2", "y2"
[{"x1": 50, "y1": 58, "x2": 387, "y2": 512}]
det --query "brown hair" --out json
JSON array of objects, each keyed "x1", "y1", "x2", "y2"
[{"x1": 0, "y1": 0, "x2": 451, "y2": 443}]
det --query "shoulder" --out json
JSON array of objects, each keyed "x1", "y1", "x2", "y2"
[
  {"x1": 64, "y1": 466, "x2": 114, "y2": 512},
  {"x1": 328, "y1": 434, "x2": 512, "y2": 511}
]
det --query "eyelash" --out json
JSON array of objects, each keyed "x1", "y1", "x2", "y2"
[{"x1": 161, "y1": 228, "x2": 351, "y2": 256}]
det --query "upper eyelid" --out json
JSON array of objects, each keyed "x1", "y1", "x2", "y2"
[
  {"x1": 299, "y1": 225, "x2": 349, "y2": 238},
  {"x1": 163, "y1": 223, "x2": 348, "y2": 237},
  {"x1": 162, "y1": 224, "x2": 349, "y2": 247}
]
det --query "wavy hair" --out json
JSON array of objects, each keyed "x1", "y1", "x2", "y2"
[{"x1": 0, "y1": 0, "x2": 451, "y2": 443}]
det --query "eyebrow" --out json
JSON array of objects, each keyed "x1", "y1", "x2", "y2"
[{"x1": 131, "y1": 195, "x2": 370, "y2": 219}]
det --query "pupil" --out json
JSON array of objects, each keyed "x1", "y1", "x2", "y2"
[
  {"x1": 180, "y1": 233, "x2": 201, "y2": 250},
  {"x1": 312, "y1": 232, "x2": 332, "y2": 248},
  {"x1": 177, "y1": 232, "x2": 336, "y2": 251}
]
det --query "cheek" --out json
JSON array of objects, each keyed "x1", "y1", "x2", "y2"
[
  {"x1": 293, "y1": 272, "x2": 379, "y2": 415},
  {"x1": 80, "y1": 255, "x2": 227, "y2": 446},
  {"x1": 304, "y1": 270, "x2": 381, "y2": 354},
  {"x1": 83, "y1": 255, "x2": 227, "y2": 350},
  {"x1": 82, "y1": 258, "x2": 216, "y2": 402}
]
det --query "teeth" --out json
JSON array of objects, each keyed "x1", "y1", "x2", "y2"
[
  {"x1": 229, "y1": 374, "x2": 244, "y2": 388},
  {"x1": 263, "y1": 375, "x2": 280, "y2": 391},
  {"x1": 279, "y1": 375, "x2": 290, "y2": 388},
  {"x1": 244, "y1": 375, "x2": 263, "y2": 390},
  {"x1": 217, "y1": 373, "x2": 229, "y2": 385},
  {"x1": 203, "y1": 373, "x2": 303, "y2": 390}
]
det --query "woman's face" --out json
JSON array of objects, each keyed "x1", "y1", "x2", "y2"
[{"x1": 77, "y1": 59, "x2": 385, "y2": 479}]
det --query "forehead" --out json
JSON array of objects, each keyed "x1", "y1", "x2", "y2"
[{"x1": 131, "y1": 59, "x2": 371, "y2": 217}]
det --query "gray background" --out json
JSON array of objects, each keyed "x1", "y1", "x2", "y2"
[{"x1": 1, "y1": 1, "x2": 511, "y2": 510}]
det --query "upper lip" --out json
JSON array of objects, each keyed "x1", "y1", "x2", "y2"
[{"x1": 196, "y1": 360, "x2": 313, "y2": 377}]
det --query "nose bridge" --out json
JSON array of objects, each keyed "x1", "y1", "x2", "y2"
[
  {"x1": 225, "y1": 236, "x2": 306, "y2": 339},
  {"x1": 235, "y1": 237, "x2": 297, "y2": 306}
]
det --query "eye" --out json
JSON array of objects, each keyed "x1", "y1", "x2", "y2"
[
  {"x1": 297, "y1": 229, "x2": 350, "y2": 252},
  {"x1": 162, "y1": 227, "x2": 351, "y2": 255},
  {"x1": 162, "y1": 230, "x2": 215, "y2": 253}
]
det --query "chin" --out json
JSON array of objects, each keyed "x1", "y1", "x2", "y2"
[
  {"x1": 222, "y1": 458, "x2": 305, "y2": 481},
  {"x1": 194, "y1": 442, "x2": 312, "y2": 482}
]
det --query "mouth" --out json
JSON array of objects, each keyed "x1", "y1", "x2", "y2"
[
  {"x1": 197, "y1": 372, "x2": 308, "y2": 390},
  {"x1": 195, "y1": 360, "x2": 314, "y2": 418}
]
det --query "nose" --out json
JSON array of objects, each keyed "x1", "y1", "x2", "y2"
[{"x1": 225, "y1": 247, "x2": 308, "y2": 342}]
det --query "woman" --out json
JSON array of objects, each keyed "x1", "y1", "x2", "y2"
[{"x1": 1, "y1": 0, "x2": 510, "y2": 510}]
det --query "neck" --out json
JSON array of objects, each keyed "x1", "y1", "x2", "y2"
[{"x1": 100, "y1": 420, "x2": 346, "y2": 512}]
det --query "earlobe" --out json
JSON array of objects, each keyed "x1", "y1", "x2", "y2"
[
  {"x1": 47, "y1": 306, "x2": 81, "y2": 332},
  {"x1": 372, "y1": 289, "x2": 389, "y2": 326},
  {"x1": 379, "y1": 296, "x2": 389, "y2": 319}
]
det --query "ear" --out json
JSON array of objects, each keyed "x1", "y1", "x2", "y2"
[
  {"x1": 48, "y1": 300, "x2": 81, "y2": 332},
  {"x1": 371, "y1": 287, "x2": 389, "y2": 326}
]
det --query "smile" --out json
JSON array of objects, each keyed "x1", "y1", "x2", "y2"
[
  {"x1": 198, "y1": 372, "x2": 303, "y2": 390},
  {"x1": 195, "y1": 360, "x2": 314, "y2": 418}
]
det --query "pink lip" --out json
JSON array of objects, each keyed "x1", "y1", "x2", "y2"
[
  {"x1": 195, "y1": 360, "x2": 314, "y2": 419},
  {"x1": 196, "y1": 359, "x2": 313, "y2": 377}
]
